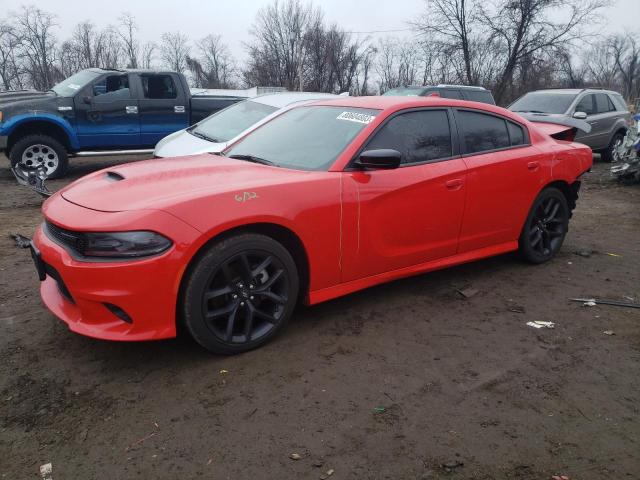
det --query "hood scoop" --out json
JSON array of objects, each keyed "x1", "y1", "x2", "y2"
[{"x1": 105, "y1": 171, "x2": 125, "y2": 182}]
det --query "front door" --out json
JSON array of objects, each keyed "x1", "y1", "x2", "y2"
[
  {"x1": 341, "y1": 109, "x2": 467, "y2": 281},
  {"x1": 74, "y1": 73, "x2": 140, "y2": 149}
]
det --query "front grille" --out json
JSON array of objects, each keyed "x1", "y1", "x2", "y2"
[{"x1": 44, "y1": 221, "x2": 86, "y2": 256}]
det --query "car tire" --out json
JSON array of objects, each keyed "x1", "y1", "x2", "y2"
[
  {"x1": 181, "y1": 233, "x2": 299, "y2": 355},
  {"x1": 518, "y1": 187, "x2": 569, "y2": 264},
  {"x1": 600, "y1": 131, "x2": 625, "y2": 163},
  {"x1": 9, "y1": 134, "x2": 69, "y2": 179}
]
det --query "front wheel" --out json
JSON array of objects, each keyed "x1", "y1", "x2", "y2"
[
  {"x1": 9, "y1": 134, "x2": 69, "y2": 179},
  {"x1": 518, "y1": 187, "x2": 569, "y2": 264},
  {"x1": 600, "y1": 132, "x2": 625, "y2": 163},
  {"x1": 181, "y1": 233, "x2": 299, "y2": 355}
]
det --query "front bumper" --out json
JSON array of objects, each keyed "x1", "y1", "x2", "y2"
[{"x1": 33, "y1": 197, "x2": 202, "y2": 341}]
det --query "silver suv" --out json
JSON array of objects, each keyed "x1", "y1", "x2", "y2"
[{"x1": 509, "y1": 89, "x2": 630, "y2": 161}]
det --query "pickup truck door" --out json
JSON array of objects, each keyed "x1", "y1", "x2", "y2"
[
  {"x1": 74, "y1": 73, "x2": 140, "y2": 148},
  {"x1": 137, "y1": 73, "x2": 189, "y2": 146}
]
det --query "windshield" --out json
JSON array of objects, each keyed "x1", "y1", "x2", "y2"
[
  {"x1": 509, "y1": 92, "x2": 577, "y2": 114},
  {"x1": 192, "y1": 100, "x2": 278, "y2": 143},
  {"x1": 51, "y1": 70, "x2": 101, "y2": 97},
  {"x1": 225, "y1": 106, "x2": 379, "y2": 171},
  {"x1": 383, "y1": 87, "x2": 427, "y2": 97}
]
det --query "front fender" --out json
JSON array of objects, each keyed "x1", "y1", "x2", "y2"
[{"x1": 0, "y1": 112, "x2": 79, "y2": 150}]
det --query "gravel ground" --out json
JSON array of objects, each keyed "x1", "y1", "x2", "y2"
[{"x1": 0, "y1": 154, "x2": 639, "y2": 479}]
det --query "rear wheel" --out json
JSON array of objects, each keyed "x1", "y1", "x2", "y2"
[
  {"x1": 600, "y1": 132, "x2": 625, "y2": 163},
  {"x1": 9, "y1": 134, "x2": 69, "y2": 179},
  {"x1": 181, "y1": 233, "x2": 299, "y2": 354},
  {"x1": 518, "y1": 187, "x2": 569, "y2": 264}
]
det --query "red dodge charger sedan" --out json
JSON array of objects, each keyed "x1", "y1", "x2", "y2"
[{"x1": 31, "y1": 96, "x2": 592, "y2": 354}]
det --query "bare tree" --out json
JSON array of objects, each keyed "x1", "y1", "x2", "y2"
[
  {"x1": 188, "y1": 34, "x2": 236, "y2": 88},
  {"x1": 15, "y1": 6, "x2": 59, "y2": 89},
  {"x1": 610, "y1": 34, "x2": 640, "y2": 101},
  {"x1": 160, "y1": 32, "x2": 190, "y2": 73},
  {"x1": 0, "y1": 19, "x2": 24, "y2": 90},
  {"x1": 141, "y1": 41, "x2": 156, "y2": 69},
  {"x1": 118, "y1": 13, "x2": 139, "y2": 68},
  {"x1": 376, "y1": 38, "x2": 422, "y2": 93}
]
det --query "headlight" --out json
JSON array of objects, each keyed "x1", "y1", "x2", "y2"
[{"x1": 82, "y1": 231, "x2": 172, "y2": 258}]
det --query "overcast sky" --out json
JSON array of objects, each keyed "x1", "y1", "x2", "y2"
[{"x1": 7, "y1": 0, "x2": 640, "y2": 61}]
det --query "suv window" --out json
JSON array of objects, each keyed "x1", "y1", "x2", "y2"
[
  {"x1": 365, "y1": 110, "x2": 452, "y2": 164},
  {"x1": 92, "y1": 74, "x2": 130, "y2": 101},
  {"x1": 463, "y1": 90, "x2": 495, "y2": 105},
  {"x1": 575, "y1": 94, "x2": 596, "y2": 115},
  {"x1": 610, "y1": 93, "x2": 628, "y2": 112},
  {"x1": 595, "y1": 93, "x2": 616, "y2": 113},
  {"x1": 141, "y1": 74, "x2": 177, "y2": 99},
  {"x1": 458, "y1": 110, "x2": 510, "y2": 154},
  {"x1": 440, "y1": 89, "x2": 463, "y2": 100}
]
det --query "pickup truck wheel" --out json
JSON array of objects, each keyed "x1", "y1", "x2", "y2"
[
  {"x1": 600, "y1": 132, "x2": 625, "y2": 163},
  {"x1": 9, "y1": 134, "x2": 69, "y2": 179}
]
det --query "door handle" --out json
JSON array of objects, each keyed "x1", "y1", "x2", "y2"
[
  {"x1": 125, "y1": 105, "x2": 138, "y2": 114},
  {"x1": 527, "y1": 161, "x2": 540, "y2": 171},
  {"x1": 445, "y1": 179, "x2": 463, "y2": 190},
  {"x1": 174, "y1": 105, "x2": 185, "y2": 113}
]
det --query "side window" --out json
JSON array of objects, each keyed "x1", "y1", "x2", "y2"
[
  {"x1": 92, "y1": 75, "x2": 130, "y2": 101},
  {"x1": 458, "y1": 110, "x2": 510, "y2": 154},
  {"x1": 595, "y1": 93, "x2": 615, "y2": 113},
  {"x1": 440, "y1": 89, "x2": 463, "y2": 100},
  {"x1": 141, "y1": 75, "x2": 177, "y2": 99},
  {"x1": 365, "y1": 110, "x2": 452, "y2": 165},
  {"x1": 507, "y1": 121, "x2": 526, "y2": 146},
  {"x1": 575, "y1": 94, "x2": 596, "y2": 115},
  {"x1": 464, "y1": 90, "x2": 494, "y2": 104},
  {"x1": 611, "y1": 93, "x2": 628, "y2": 112}
]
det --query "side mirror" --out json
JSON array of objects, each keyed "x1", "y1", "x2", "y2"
[
  {"x1": 83, "y1": 95, "x2": 92, "y2": 105},
  {"x1": 573, "y1": 111, "x2": 587, "y2": 120},
  {"x1": 355, "y1": 149, "x2": 401, "y2": 170}
]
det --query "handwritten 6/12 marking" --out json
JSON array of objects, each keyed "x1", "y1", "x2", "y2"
[{"x1": 235, "y1": 192, "x2": 259, "y2": 203}]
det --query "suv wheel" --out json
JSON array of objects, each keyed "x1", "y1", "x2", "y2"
[{"x1": 601, "y1": 132, "x2": 625, "y2": 163}]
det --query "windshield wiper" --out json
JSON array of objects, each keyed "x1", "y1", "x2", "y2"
[
  {"x1": 227, "y1": 154, "x2": 275, "y2": 166},
  {"x1": 189, "y1": 129, "x2": 220, "y2": 143}
]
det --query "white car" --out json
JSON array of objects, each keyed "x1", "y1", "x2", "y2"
[{"x1": 154, "y1": 92, "x2": 342, "y2": 157}]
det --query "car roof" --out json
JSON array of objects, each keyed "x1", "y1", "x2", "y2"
[
  {"x1": 526, "y1": 88, "x2": 622, "y2": 96},
  {"x1": 250, "y1": 92, "x2": 340, "y2": 108}
]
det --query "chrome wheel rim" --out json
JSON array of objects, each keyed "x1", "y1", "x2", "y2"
[
  {"x1": 611, "y1": 137, "x2": 623, "y2": 163},
  {"x1": 20, "y1": 144, "x2": 58, "y2": 176}
]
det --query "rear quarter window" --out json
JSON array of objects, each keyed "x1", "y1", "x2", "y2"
[
  {"x1": 457, "y1": 110, "x2": 511, "y2": 154},
  {"x1": 463, "y1": 90, "x2": 495, "y2": 105}
]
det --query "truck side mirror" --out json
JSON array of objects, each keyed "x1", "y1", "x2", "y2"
[{"x1": 83, "y1": 95, "x2": 92, "y2": 105}]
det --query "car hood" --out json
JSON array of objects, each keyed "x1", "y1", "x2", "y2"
[
  {"x1": 154, "y1": 129, "x2": 227, "y2": 157},
  {"x1": 0, "y1": 90, "x2": 56, "y2": 108},
  {"x1": 59, "y1": 155, "x2": 312, "y2": 213}
]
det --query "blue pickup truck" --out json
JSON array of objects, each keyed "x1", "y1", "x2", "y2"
[{"x1": 0, "y1": 69, "x2": 244, "y2": 178}]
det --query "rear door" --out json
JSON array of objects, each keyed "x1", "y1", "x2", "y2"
[
  {"x1": 74, "y1": 73, "x2": 140, "y2": 148},
  {"x1": 341, "y1": 108, "x2": 467, "y2": 280},
  {"x1": 137, "y1": 73, "x2": 189, "y2": 146},
  {"x1": 593, "y1": 93, "x2": 620, "y2": 147},
  {"x1": 454, "y1": 108, "x2": 549, "y2": 252},
  {"x1": 573, "y1": 93, "x2": 603, "y2": 148}
]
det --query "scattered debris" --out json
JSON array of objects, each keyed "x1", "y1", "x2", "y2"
[
  {"x1": 10, "y1": 234, "x2": 31, "y2": 249},
  {"x1": 373, "y1": 406, "x2": 386, "y2": 413},
  {"x1": 570, "y1": 298, "x2": 640, "y2": 309},
  {"x1": 583, "y1": 300, "x2": 597, "y2": 307},
  {"x1": 289, "y1": 453, "x2": 302, "y2": 460},
  {"x1": 457, "y1": 287, "x2": 479, "y2": 299},
  {"x1": 39, "y1": 463, "x2": 53, "y2": 480},
  {"x1": 125, "y1": 430, "x2": 158, "y2": 451},
  {"x1": 526, "y1": 321, "x2": 555, "y2": 329},
  {"x1": 320, "y1": 468, "x2": 335, "y2": 479},
  {"x1": 441, "y1": 460, "x2": 464, "y2": 473},
  {"x1": 573, "y1": 250, "x2": 594, "y2": 258},
  {"x1": 603, "y1": 330, "x2": 615, "y2": 336},
  {"x1": 605, "y1": 252, "x2": 621, "y2": 257},
  {"x1": 508, "y1": 305, "x2": 526, "y2": 314},
  {"x1": 219, "y1": 369, "x2": 229, "y2": 374},
  {"x1": 551, "y1": 475, "x2": 570, "y2": 480}
]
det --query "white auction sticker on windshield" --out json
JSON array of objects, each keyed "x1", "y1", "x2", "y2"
[
  {"x1": 336, "y1": 111, "x2": 376, "y2": 124},
  {"x1": 67, "y1": 84, "x2": 81, "y2": 90}
]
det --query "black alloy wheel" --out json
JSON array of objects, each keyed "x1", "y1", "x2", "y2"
[
  {"x1": 519, "y1": 187, "x2": 569, "y2": 264},
  {"x1": 182, "y1": 234, "x2": 299, "y2": 354}
]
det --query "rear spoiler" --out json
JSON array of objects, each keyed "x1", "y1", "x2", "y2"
[{"x1": 519, "y1": 113, "x2": 591, "y2": 142}]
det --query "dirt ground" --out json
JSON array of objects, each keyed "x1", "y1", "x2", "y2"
[{"x1": 0, "y1": 153, "x2": 638, "y2": 480}]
